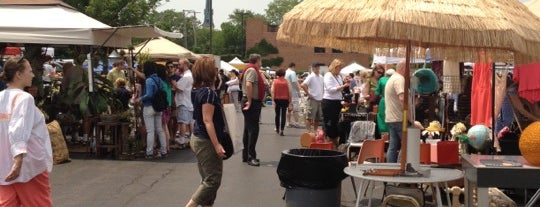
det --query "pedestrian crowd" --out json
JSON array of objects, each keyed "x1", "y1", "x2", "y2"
[{"x1": 0, "y1": 54, "x2": 423, "y2": 207}]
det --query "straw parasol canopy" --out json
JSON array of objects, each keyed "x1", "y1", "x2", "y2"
[
  {"x1": 278, "y1": 0, "x2": 540, "y2": 173},
  {"x1": 277, "y1": 0, "x2": 540, "y2": 62}
]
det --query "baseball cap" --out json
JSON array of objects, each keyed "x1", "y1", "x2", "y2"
[{"x1": 312, "y1": 61, "x2": 324, "y2": 67}]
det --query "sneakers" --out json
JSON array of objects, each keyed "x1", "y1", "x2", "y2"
[
  {"x1": 247, "y1": 158, "x2": 260, "y2": 167},
  {"x1": 279, "y1": 132, "x2": 284, "y2": 136},
  {"x1": 175, "y1": 137, "x2": 189, "y2": 145},
  {"x1": 287, "y1": 123, "x2": 303, "y2": 128}
]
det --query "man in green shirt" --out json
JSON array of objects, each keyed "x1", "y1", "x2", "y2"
[{"x1": 107, "y1": 60, "x2": 126, "y2": 84}]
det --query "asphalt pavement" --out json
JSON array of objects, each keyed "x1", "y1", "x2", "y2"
[{"x1": 50, "y1": 106, "x2": 366, "y2": 207}]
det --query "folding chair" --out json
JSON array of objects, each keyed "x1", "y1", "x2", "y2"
[{"x1": 347, "y1": 120, "x2": 376, "y2": 160}]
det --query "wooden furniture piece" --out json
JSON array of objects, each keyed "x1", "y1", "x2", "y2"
[{"x1": 95, "y1": 121, "x2": 129, "y2": 159}]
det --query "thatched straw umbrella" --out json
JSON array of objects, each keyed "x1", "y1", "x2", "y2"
[{"x1": 277, "y1": 0, "x2": 540, "y2": 173}]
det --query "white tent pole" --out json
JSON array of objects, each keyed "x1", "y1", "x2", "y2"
[{"x1": 87, "y1": 47, "x2": 93, "y2": 92}]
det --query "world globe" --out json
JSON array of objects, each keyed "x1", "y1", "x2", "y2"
[{"x1": 467, "y1": 125, "x2": 491, "y2": 150}]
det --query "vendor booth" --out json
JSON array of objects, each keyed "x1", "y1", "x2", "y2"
[
  {"x1": 131, "y1": 37, "x2": 199, "y2": 60},
  {"x1": 340, "y1": 62, "x2": 368, "y2": 76},
  {"x1": 229, "y1": 57, "x2": 246, "y2": 70}
]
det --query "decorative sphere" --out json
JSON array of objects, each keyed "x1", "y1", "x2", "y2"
[
  {"x1": 467, "y1": 125, "x2": 490, "y2": 150},
  {"x1": 519, "y1": 122, "x2": 540, "y2": 166}
]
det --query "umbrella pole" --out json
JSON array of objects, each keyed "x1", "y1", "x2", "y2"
[{"x1": 400, "y1": 41, "x2": 412, "y2": 173}]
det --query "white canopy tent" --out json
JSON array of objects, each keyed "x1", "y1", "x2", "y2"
[
  {"x1": 0, "y1": 2, "x2": 182, "y2": 48},
  {"x1": 220, "y1": 60, "x2": 237, "y2": 72},
  {"x1": 229, "y1": 57, "x2": 245, "y2": 64},
  {"x1": 228, "y1": 57, "x2": 246, "y2": 70},
  {"x1": 340, "y1": 62, "x2": 368, "y2": 75},
  {"x1": 132, "y1": 37, "x2": 198, "y2": 59},
  {"x1": 372, "y1": 54, "x2": 426, "y2": 67}
]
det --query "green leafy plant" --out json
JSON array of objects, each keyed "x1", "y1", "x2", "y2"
[{"x1": 63, "y1": 68, "x2": 121, "y2": 118}]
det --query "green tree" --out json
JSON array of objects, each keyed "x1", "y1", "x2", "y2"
[
  {"x1": 146, "y1": 9, "x2": 199, "y2": 49},
  {"x1": 62, "y1": 0, "x2": 90, "y2": 12},
  {"x1": 214, "y1": 9, "x2": 263, "y2": 58},
  {"x1": 84, "y1": 0, "x2": 163, "y2": 26},
  {"x1": 264, "y1": 0, "x2": 301, "y2": 25}
]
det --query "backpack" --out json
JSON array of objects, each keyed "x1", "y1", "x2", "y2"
[{"x1": 151, "y1": 78, "x2": 168, "y2": 112}]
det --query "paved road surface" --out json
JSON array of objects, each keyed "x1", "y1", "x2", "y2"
[{"x1": 51, "y1": 106, "x2": 364, "y2": 207}]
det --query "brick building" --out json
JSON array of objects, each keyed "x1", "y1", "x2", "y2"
[{"x1": 245, "y1": 18, "x2": 371, "y2": 72}]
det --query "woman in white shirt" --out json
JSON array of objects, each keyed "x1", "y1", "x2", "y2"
[
  {"x1": 322, "y1": 59, "x2": 349, "y2": 146},
  {"x1": 226, "y1": 70, "x2": 241, "y2": 112},
  {"x1": 0, "y1": 58, "x2": 53, "y2": 206}
]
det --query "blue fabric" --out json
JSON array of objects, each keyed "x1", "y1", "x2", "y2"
[
  {"x1": 140, "y1": 74, "x2": 162, "y2": 107},
  {"x1": 192, "y1": 87, "x2": 225, "y2": 140},
  {"x1": 386, "y1": 122, "x2": 402, "y2": 163}
]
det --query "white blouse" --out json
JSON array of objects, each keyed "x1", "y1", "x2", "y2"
[
  {"x1": 323, "y1": 72, "x2": 344, "y2": 100},
  {"x1": 0, "y1": 89, "x2": 52, "y2": 185}
]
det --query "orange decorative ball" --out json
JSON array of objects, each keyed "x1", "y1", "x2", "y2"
[{"x1": 519, "y1": 122, "x2": 540, "y2": 166}]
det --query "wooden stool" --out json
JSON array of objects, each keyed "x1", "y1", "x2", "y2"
[{"x1": 95, "y1": 121, "x2": 122, "y2": 159}]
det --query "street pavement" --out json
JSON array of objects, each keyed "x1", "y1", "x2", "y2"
[{"x1": 50, "y1": 106, "x2": 366, "y2": 207}]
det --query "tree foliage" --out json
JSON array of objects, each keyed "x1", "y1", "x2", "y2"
[
  {"x1": 262, "y1": 57, "x2": 283, "y2": 67},
  {"x1": 146, "y1": 9, "x2": 199, "y2": 49},
  {"x1": 211, "y1": 9, "x2": 263, "y2": 58},
  {"x1": 264, "y1": 0, "x2": 301, "y2": 25},
  {"x1": 62, "y1": 0, "x2": 164, "y2": 26},
  {"x1": 246, "y1": 39, "x2": 278, "y2": 57}
]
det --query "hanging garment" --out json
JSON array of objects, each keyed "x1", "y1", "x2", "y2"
[
  {"x1": 494, "y1": 70, "x2": 508, "y2": 119},
  {"x1": 442, "y1": 60, "x2": 462, "y2": 93},
  {"x1": 471, "y1": 61, "x2": 492, "y2": 127},
  {"x1": 513, "y1": 62, "x2": 540, "y2": 104}
]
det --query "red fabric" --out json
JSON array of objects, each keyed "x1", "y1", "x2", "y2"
[
  {"x1": 0, "y1": 171, "x2": 52, "y2": 207},
  {"x1": 470, "y1": 61, "x2": 492, "y2": 127},
  {"x1": 272, "y1": 78, "x2": 290, "y2": 100},
  {"x1": 513, "y1": 63, "x2": 540, "y2": 104},
  {"x1": 244, "y1": 63, "x2": 266, "y2": 101}
]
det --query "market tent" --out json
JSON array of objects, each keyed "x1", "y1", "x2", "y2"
[
  {"x1": 340, "y1": 62, "x2": 368, "y2": 75},
  {"x1": 229, "y1": 57, "x2": 246, "y2": 70},
  {"x1": 229, "y1": 57, "x2": 244, "y2": 64},
  {"x1": 220, "y1": 60, "x2": 237, "y2": 72},
  {"x1": 372, "y1": 54, "x2": 426, "y2": 66},
  {"x1": 0, "y1": 1, "x2": 181, "y2": 48},
  {"x1": 132, "y1": 37, "x2": 198, "y2": 59}
]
